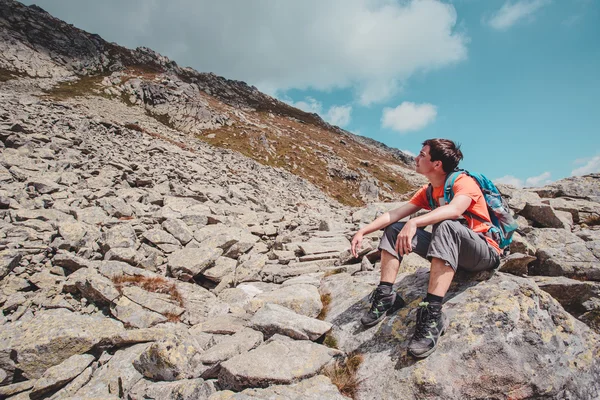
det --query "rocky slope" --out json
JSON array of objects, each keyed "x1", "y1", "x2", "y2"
[
  {"x1": 0, "y1": 0, "x2": 422, "y2": 207},
  {"x1": 1, "y1": 1, "x2": 600, "y2": 399}
]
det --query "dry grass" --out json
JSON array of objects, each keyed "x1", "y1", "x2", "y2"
[
  {"x1": 322, "y1": 352, "x2": 364, "y2": 399},
  {"x1": 112, "y1": 275, "x2": 184, "y2": 307},
  {"x1": 42, "y1": 74, "x2": 110, "y2": 100},
  {"x1": 163, "y1": 312, "x2": 182, "y2": 323},
  {"x1": 317, "y1": 293, "x2": 332, "y2": 320},
  {"x1": 323, "y1": 268, "x2": 345, "y2": 278},
  {"x1": 198, "y1": 109, "x2": 414, "y2": 207},
  {"x1": 0, "y1": 67, "x2": 27, "y2": 82},
  {"x1": 323, "y1": 333, "x2": 339, "y2": 349},
  {"x1": 584, "y1": 215, "x2": 600, "y2": 226}
]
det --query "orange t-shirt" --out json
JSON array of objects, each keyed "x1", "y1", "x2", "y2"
[{"x1": 409, "y1": 174, "x2": 501, "y2": 255}]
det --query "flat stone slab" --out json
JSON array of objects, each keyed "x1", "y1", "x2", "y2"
[
  {"x1": 208, "y1": 375, "x2": 346, "y2": 400},
  {"x1": 218, "y1": 339, "x2": 342, "y2": 391},
  {"x1": 31, "y1": 354, "x2": 95, "y2": 398},
  {"x1": 168, "y1": 246, "x2": 223, "y2": 281},
  {"x1": 199, "y1": 328, "x2": 263, "y2": 365},
  {"x1": 0, "y1": 308, "x2": 124, "y2": 379},
  {"x1": 129, "y1": 378, "x2": 216, "y2": 400},
  {"x1": 247, "y1": 284, "x2": 323, "y2": 318},
  {"x1": 250, "y1": 303, "x2": 332, "y2": 340}
]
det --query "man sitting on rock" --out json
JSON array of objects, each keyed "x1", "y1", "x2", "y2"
[{"x1": 351, "y1": 138, "x2": 501, "y2": 358}]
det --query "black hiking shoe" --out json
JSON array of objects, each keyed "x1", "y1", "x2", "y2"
[
  {"x1": 407, "y1": 301, "x2": 448, "y2": 358},
  {"x1": 361, "y1": 286, "x2": 405, "y2": 327}
]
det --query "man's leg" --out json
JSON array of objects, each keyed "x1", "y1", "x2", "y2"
[
  {"x1": 361, "y1": 222, "x2": 431, "y2": 327},
  {"x1": 408, "y1": 220, "x2": 499, "y2": 358},
  {"x1": 427, "y1": 257, "x2": 455, "y2": 297}
]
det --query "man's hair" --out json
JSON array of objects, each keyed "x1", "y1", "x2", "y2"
[{"x1": 422, "y1": 138, "x2": 463, "y2": 174}]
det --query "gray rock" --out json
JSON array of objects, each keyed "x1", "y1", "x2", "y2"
[
  {"x1": 520, "y1": 203, "x2": 572, "y2": 229},
  {"x1": 0, "y1": 249, "x2": 22, "y2": 279},
  {"x1": 498, "y1": 253, "x2": 537, "y2": 276},
  {"x1": 199, "y1": 328, "x2": 263, "y2": 366},
  {"x1": 250, "y1": 303, "x2": 332, "y2": 340},
  {"x1": 162, "y1": 218, "x2": 194, "y2": 245},
  {"x1": 194, "y1": 225, "x2": 258, "y2": 252},
  {"x1": 0, "y1": 308, "x2": 124, "y2": 379},
  {"x1": 235, "y1": 253, "x2": 268, "y2": 284},
  {"x1": 0, "y1": 380, "x2": 35, "y2": 398},
  {"x1": 247, "y1": 284, "x2": 323, "y2": 318},
  {"x1": 168, "y1": 246, "x2": 223, "y2": 281},
  {"x1": 72, "y1": 343, "x2": 149, "y2": 398},
  {"x1": 319, "y1": 270, "x2": 600, "y2": 400},
  {"x1": 299, "y1": 237, "x2": 351, "y2": 255},
  {"x1": 27, "y1": 179, "x2": 60, "y2": 194},
  {"x1": 52, "y1": 252, "x2": 92, "y2": 273},
  {"x1": 64, "y1": 267, "x2": 120, "y2": 306},
  {"x1": 74, "y1": 207, "x2": 110, "y2": 226},
  {"x1": 142, "y1": 228, "x2": 180, "y2": 251},
  {"x1": 30, "y1": 354, "x2": 95, "y2": 399},
  {"x1": 129, "y1": 378, "x2": 217, "y2": 400},
  {"x1": 98, "y1": 196, "x2": 134, "y2": 218},
  {"x1": 104, "y1": 247, "x2": 144, "y2": 266},
  {"x1": 133, "y1": 333, "x2": 205, "y2": 381},
  {"x1": 208, "y1": 375, "x2": 346, "y2": 400},
  {"x1": 203, "y1": 256, "x2": 237, "y2": 283},
  {"x1": 110, "y1": 295, "x2": 168, "y2": 328},
  {"x1": 122, "y1": 285, "x2": 185, "y2": 317},
  {"x1": 99, "y1": 223, "x2": 138, "y2": 253},
  {"x1": 218, "y1": 339, "x2": 341, "y2": 391},
  {"x1": 177, "y1": 281, "x2": 229, "y2": 325},
  {"x1": 47, "y1": 365, "x2": 94, "y2": 399},
  {"x1": 191, "y1": 315, "x2": 249, "y2": 335}
]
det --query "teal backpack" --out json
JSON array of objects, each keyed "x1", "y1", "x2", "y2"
[{"x1": 426, "y1": 169, "x2": 518, "y2": 250}]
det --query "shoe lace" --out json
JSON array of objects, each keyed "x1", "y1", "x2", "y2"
[
  {"x1": 413, "y1": 301, "x2": 438, "y2": 340},
  {"x1": 368, "y1": 287, "x2": 389, "y2": 316}
]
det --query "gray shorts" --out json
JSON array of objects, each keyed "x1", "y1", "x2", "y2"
[{"x1": 378, "y1": 220, "x2": 500, "y2": 272}]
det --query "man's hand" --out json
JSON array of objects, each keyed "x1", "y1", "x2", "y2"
[
  {"x1": 351, "y1": 231, "x2": 364, "y2": 258},
  {"x1": 395, "y1": 220, "x2": 417, "y2": 256}
]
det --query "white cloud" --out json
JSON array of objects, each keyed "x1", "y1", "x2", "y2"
[
  {"x1": 487, "y1": 0, "x2": 551, "y2": 30},
  {"x1": 286, "y1": 97, "x2": 322, "y2": 114},
  {"x1": 24, "y1": 0, "x2": 468, "y2": 105},
  {"x1": 325, "y1": 105, "x2": 352, "y2": 127},
  {"x1": 494, "y1": 175, "x2": 524, "y2": 187},
  {"x1": 381, "y1": 102, "x2": 437, "y2": 133},
  {"x1": 494, "y1": 171, "x2": 553, "y2": 187},
  {"x1": 572, "y1": 155, "x2": 600, "y2": 176},
  {"x1": 525, "y1": 171, "x2": 552, "y2": 187}
]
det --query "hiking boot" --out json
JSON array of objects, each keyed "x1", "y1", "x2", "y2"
[
  {"x1": 407, "y1": 301, "x2": 448, "y2": 358},
  {"x1": 361, "y1": 286, "x2": 405, "y2": 327}
]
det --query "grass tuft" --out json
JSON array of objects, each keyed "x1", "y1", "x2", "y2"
[
  {"x1": 583, "y1": 214, "x2": 600, "y2": 227},
  {"x1": 317, "y1": 292, "x2": 332, "y2": 320},
  {"x1": 0, "y1": 67, "x2": 28, "y2": 82},
  {"x1": 322, "y1": 352, "x2": 364, "y2": 399},
  {"x1": 323, "y1": 333, "x2": 338, "y2": 349},
  {"x1": 42, "y1": 74, "x2": 110, "y2": 100},
  {"x1": 112, "y1": 275, "x2": 184, "y2": 307}
]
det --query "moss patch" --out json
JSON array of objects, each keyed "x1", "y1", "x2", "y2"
[{"x1": 42, "y1": 74, "x2": 110, "y2": 100}]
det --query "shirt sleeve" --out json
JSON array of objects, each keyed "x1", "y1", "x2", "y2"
[
  {"x1": 452, "y1": 174, "x2": 482, "y2": 204},
  {"x1": 409, "y1": 185, "x2": 430, "y2": 210}
]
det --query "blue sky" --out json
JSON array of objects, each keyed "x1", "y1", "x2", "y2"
[{"x1": 23, "y1": 0, "x2": 600, "y2": 187}]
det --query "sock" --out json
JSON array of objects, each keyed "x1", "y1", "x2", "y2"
[
  {"x1": 425, "y1": 292, "x2": 443, "y2": 304},
  {"x1": 377, "y1": 281, "x2": 393, "y2": 295}
]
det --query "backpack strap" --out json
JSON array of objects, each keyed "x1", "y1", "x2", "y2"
[
  {"x1": 442, "y1": 169, "x2": 464, "y2": 205},
  {"x1": 426, "y1": 184, "x2": 435, "y2": 210}
]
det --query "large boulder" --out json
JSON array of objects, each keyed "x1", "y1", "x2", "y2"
[
  {"x1": 218, "y1": 338, "x2": 342, "y2": 391},
  {"x1": 319, "y1": 270, "x2": 600, "y2": 399}
]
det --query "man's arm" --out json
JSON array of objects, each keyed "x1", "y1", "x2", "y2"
[
  {"x1": 395, "y1": 194, "x2": 472, "y2": 255},
  {"x1": 351, "y1": 202, "x2": 421, "y2": 257}
]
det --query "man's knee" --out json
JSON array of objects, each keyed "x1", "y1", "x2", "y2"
[
  {"x1": 383, "y1": 221, "x2": 405, "y2": 237},
  {"x1": 432, "y1": 220, "x2": 460, "y2": 236}
]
